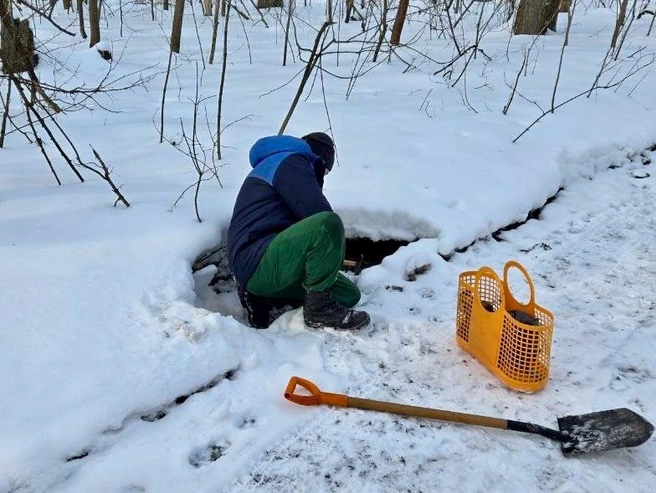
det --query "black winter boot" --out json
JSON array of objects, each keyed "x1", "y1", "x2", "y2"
[
  {"x1": 238, "y1": 286, "x2": 304, "y2": 329},
  {"x1": 238, "y1": 289, "x2": 272, "y2": 329},
  {"x1": 303, "y1": 290, "x2": 370, "y2": 330}
]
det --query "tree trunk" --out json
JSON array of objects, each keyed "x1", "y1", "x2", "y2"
[
  {"x1": 88, "y1": 0, "x2": 101, "y2": 47},
  {"x1": 77, "y1": 0, "x2": 87, "y2": 38},
  {"x1": 0, "y1": 0, "x2": 11, "y2": 33},
  {"x1": 216, "y1": 0, "x2": 232, "y2": 159},
  {"x1": 344, "y1": 0, "x2": 352, "y2": 22},
  {"x1": 63, "y1": 0, "x2": 72, "y2": 9},
  {"x1": 203, "y1": 0, "x2": 212, "y2": 15},
  {"x1": 171, "y1": 0, "x2": 186, "y2": 53},
  {"x1": 208, "y1": 0, "x2": 220, "y2": 63},
  {"x1": 0, "y1": 1, "x2": 38, "y2": 75},
  {"x1": 610, "y1": 0, "x2": 629, "y2": 48},
  {"x1": 0, "y1": 78, "x2": 11, "y2": 148},
  {"x1": 373, "y1": 0, "x2": 389, "y2": 62},
  {"x1": 513, "y1": 0, "x2": 561, "y2": 35},
  {"x1": 390, "y1": 0, "x2": 409, "y2": 46},
  {"x1": 283, "y1": 0, "x2": 293, "y2": 65},
  {"x1": 256, "y1": 0, "x2": 283, "y2": 7}
]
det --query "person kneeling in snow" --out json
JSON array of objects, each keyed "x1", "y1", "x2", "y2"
[{"x1": 227, "y1": 132, "x2": 370, "y2": 331}]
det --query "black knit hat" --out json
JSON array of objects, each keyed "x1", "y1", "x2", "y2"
[{"x1": 302, "y1": 132, "x2": 335, "y2": 171}]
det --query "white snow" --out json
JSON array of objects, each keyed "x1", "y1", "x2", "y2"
[{"x1": 1, "y1": 2, "x2": 655, "y2": 492}]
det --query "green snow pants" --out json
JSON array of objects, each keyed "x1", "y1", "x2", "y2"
[{"x1": 246, "y1": 211, "x2": 361, "y2": 308}]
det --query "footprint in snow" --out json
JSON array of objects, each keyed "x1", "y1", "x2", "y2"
[
  {"x1": 188, "y1": 441, "x2": 230, "y2": 468},
  {"x1": 119, "y1": 486, "x2": 146, "y2": 493},
  {"x1": 536, "y1": 467, "x2": 572, "y2": 491},
  {"x1": 615, "y1": 366, "x2": 652, "y2": 384},
  {"x1": 405, "y1": 306, "x2": 421, "y2": 315},
  {"x1": 418, "y1": 287, "x2": 436, "y2": 300},
  {"x1": 609, "y1": 375, "x2": 631, "y2": 392},
  {"x1": 237, "y1": 415, "x2": 257, "y2": 429}
]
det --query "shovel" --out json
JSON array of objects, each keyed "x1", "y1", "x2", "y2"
[{"x1": 284, "y1": 376, "x2": 653, "y2": 456}]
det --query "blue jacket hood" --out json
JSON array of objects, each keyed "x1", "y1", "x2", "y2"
[{"x1": 249, "y1": 135, "x2": 315, "y2": 169}]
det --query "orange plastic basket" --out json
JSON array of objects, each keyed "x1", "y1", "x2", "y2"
[{"x1": 456, "y1": 260, "x2": 554, "y2": 393}]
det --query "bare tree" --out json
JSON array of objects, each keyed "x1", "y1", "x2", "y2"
[
  {"x1": 502, "y1": 48, "x2": 529, "y2": 115},
  {"x1": 1, "y1": 1, "x2": 38, "y2": 74},
  {"x1": 166, "y1": 63, "x2": 221, "y2": 222},
  {"x1": 1, "y1": 1, "x2": 59, "y2": 116},
  {"x1": 610, "y1": 0, "x2": 629, "y2": 49},
  {"x1": 88, "y1": 0, "x2": 100, "y2": 47},
  {"x1": 217, "y1": 0, "x2": 232, "y2": 159},
  {"x1": 373, "y1": 0, "x2": 389, "y2": 62},
  {"x1": 613, "y1": 0, "x2": 638, "y2": 59},
  {"x1": 171, "y1": 0, "x2": 186, "y2": 53},
  {"x1": 77, "y1": 0, "x2": 87, "y2": 39},
  {"x1": 189, "y1": 0, "x2": 206, "y2": 69},
  {"x1": 551, "y1": 0, "x2": 577, "y2": 111},
  {"x1": 0, "y1": 4, "x2": 151, "y2": 192},
  {"x1": 257, "y1": 0, "x2": 282, "y2": 7},
  {"x1": 283, "y1": 0, "x2": 294, "y2": 65},
  {"x1": 345, "y1": 0, "x2": 353, "y2": 22},
  {"x1": 515, "y1": 50, "x2": 655, "y2": 142},
  {"x1": 0, "y1": 0, "x2": 154, "y2": 208},
  {"x1": 209, "y1": 0, "x2": 221, "y2": 63},
  {"x1": 0, "y1": 79, "x2": 12, "y2": 148},
  {"x1": 279, "y1": 21, "x2": 333, "y2": 134},
  {"x1": 160, "y1": 50, "x2": 175, "y2": 143},
  {"x1": 513, "y1": 0, "x2": 561, "y2": 35},
  {"x1": 390, "y1": 0, "x2": 409, "y2": 46},
  {"x1": 639, "y1": 8, "x2": 656, "y2": 36}
]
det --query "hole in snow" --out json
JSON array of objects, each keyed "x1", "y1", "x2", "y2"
[
  {"x1": 191, "y1": 245, "x2": 243, "y2": 321},
  {"x1": 343, "y1": 237, "x2": 412, "y2": 274},
  {"x1": 191, "y1": 237, "x2": 413, "y2": 317}
]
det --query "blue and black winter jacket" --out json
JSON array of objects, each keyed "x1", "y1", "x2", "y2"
[{"x1": 227, "y1": 135, "x2": 332, "y2": 288}]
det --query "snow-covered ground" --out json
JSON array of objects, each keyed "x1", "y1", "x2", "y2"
[{"x1": 1, "y1": 2, "x2": 655, "y2": 491}]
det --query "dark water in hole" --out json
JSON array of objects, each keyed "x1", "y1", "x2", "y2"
[
  {"x1": 192, "y1": 237, "x2": 412, "y2": 283},
  {"x1": 191, "y1": 238, "x2": 413, "y2": 320},
  {"x1": 344, "y1": 238, "x2": 411, "y2": 271}
]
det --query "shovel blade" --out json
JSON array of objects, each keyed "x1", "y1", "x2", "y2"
[{"x1": 558, "y1": 408, "x2": 654, "y2": 455}]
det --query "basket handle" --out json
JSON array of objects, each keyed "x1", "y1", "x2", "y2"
[
  {"x1": 503, "y1": 260, "x2": 535, "y2": 307},
  {"x1": 473, "y1": 266, "x2": 504, "y2": 312}
]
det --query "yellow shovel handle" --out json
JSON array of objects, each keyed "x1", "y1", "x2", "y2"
[
  {"x1": 284, "y1": 376, "x2": 508, "y2": 430},
  {"x1": 284, "y1": 376, "x2": 348, "y2": 407}
]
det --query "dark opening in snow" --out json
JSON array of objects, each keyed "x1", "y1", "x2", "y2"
[
  {"x1": 443, "y1": 188, "x2": 563, "y2": 259},
  {"x1": 343, "y1": 237, "x2": 411, "y2": 274},
  {"x1": 191, "y1": 237, "x2": 411, "y2": 312}
]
